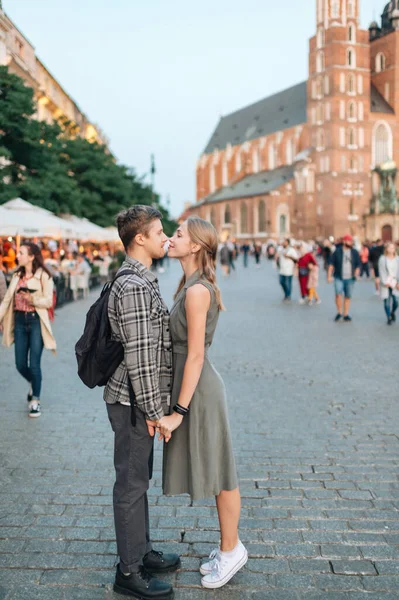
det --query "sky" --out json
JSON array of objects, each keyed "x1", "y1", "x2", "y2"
[{"x1": 6, "y1": 0, "x2": 383, "y2": 217}]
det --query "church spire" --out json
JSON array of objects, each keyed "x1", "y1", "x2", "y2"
[{"x1": 316, "y1": 0, "x2": 359, "y2": 29}]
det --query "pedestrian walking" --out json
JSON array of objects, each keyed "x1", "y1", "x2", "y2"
[
  {"x1": 104, "y1": 205, "x2": 179, "y2": 599},
  {"x1": 241, "y1": 242, "x2": 250, "y2": 267},
  {"x1": 253, "y1": 242, "x2": 261, "y2": 268},
  {"x1": 369, "y1": 239, "x2": 384, "y2": 295},
  {"x1": 162, "y1": 216, "x2": 248, "y2": 589},
  {"x1": 277, "y1": 238, "x2": 298, "y2": 301},
  {"x1": 219, "y1": 242, "x2": 230, "y2": 276},
  {"x1": 0, "y1": 243, "x2": 56, "y2": 418},
  {"x1": 378, "y1": 242, "x2": 399, "y2": 325},
  {"x1": 359, "y1": 243, "x2": 370, "y2": 279},
  {"x1": 227, "y1": 239, "x2": 236, "y2": 272},
  {"x1": 297, "y1": 244, "x2": 317, "y2": 304},
  {"x1": 328, "y1": 234, "x2": 361, "y2": 322}
]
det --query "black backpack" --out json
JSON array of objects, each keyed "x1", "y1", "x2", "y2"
[{"x1": 75, "y1": 270, "x2": 133, "y2": 389}]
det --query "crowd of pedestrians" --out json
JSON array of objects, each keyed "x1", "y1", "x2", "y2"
[{"x1": 274, "y1": 235, "x2": 399, "y2": 325}]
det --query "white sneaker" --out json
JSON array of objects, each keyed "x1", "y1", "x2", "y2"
[
  {"x1": 28, "y1": 399, "x2": 41, "y2": 418},
  {"x1": 200, "y1": 547, "x2": 220, "y2": 575},
  {"x1": 201, "y1": 541, "x2": 248, "y2": 589},
  {"x1": 298, "y1": 298, "x2": 306, "y2": 305},
  {"x1": 316, "y1": 299, "x2": 322, "y2": 305}
]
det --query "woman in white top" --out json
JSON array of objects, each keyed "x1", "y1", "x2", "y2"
[{"x1": 378, "y1": 243, "x2": 399, "y2": 325}]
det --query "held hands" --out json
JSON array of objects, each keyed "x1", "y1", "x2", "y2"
[{"x1": 156, "y1": 413, "x2": 184, "y2": 443}]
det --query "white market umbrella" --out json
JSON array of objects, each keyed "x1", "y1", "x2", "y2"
[{"x1": 0, "y1": 198, "x2": 76, "y2": 239}]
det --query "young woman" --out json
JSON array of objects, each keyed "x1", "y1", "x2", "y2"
[
  {"x1": 378, "y1": 242, "x2": 399, "y2": 325},
  {"x1": 158, "y1": 217, "x2": 247, "y2": 589},
  {"x1": 297, "y1": 244, "x2": 317, "y2": 304},
  {"x1": 0, "y1": 243, "x2": 56, "y2": 417}
]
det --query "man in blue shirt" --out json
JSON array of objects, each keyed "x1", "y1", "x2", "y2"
[{"x1": 328, "y1": 234, "x2": 361, "y2": 322}]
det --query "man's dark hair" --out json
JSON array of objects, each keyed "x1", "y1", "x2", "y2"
[{"x1": 116, "y1": 205, "x2": 162, "y2": 250}]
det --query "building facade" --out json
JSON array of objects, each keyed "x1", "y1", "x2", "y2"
[
  {"x1": 0, "y1": 5, "x2": 107, "y2": 144},
  {"x1": 189, "y1": 0, "x2": 399, "y2": 243}
]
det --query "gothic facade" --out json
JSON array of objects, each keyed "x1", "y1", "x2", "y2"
[{"x1": 187, "y1": 1, "x2": 399, "y2": 243}]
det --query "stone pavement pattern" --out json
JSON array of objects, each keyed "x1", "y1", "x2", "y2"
[{"x1": 0, "y1": 260, "x2": 399, "y2": 600}]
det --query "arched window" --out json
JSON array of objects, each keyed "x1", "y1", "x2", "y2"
[
  {"x1": 348, "y1": 127, "x2": 356, "y2": 146},
  {"x1": 317, "y1": 28, "x2": 325, "y2": 48},
  {"x1": 209, "y1": 167, "x2": 216, "y2": 193},
  {"x1": 235, "y1": 151, "x2": 241, "y2": 173},
  {"x1": 222, "y1": 160, "x2": 228, "y2": 186},
  {"x1": 224, "y1": 204, "x2": 231, "y2": 224},
  {"x1": 240, "y1": 203, "x2": 248, "y2": 233},
  {"x1": 347, "y1": 49, "x2": 355, "y2": 67},
  {"x1": 348, "y1": 101, "x2": 356, "y2": 119},
  {"x1": 348, "y1": 24, "x2": 355, "y2": 42},
  {"x1": 348, "y1": 0, "x2": 356, "y2": 18},
  {"x1": 348, "y1": 73, "x2": 355, "y2": 93},
  {"x1": 350, "y1": 156, "x2": 357, "y2": 171},
  {"x1": 252, "y1": 147, "x2": 260, "y2": 173},
  {"x1": 316, "y1": 129, "x2": 325, "y2": 148},
  {"x1": 210, "y1": 208, "x2": 216, "y2": 227},
  {"x1": 286, "y1": 139, "x2": 294, "y2": 165},
  {"x1": 373, "y1": 122, "x2": 392, "y2": 166},
  {"x1": 316, "y1": 52, "x2": 325, "y2": 73},
  {"x1": 268, "y1": 142, "x2": 276, "y2": 169},
  {"x1": 331, "y1": 0, "x2": 340, "y2": 18},
  {"x1": 279, "y1": 214, "x2": 287, "y2": 235},
  {"x1": 258, "y1": 200, "x2": 266, "y2": 232},
  {"x1": 375, "y1": 52, "x2": 386, "y2": 73}
]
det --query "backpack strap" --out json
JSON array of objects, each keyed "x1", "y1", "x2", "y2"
[{"x1": 109, "y1": 268, "x2": 137, "y2": 427}]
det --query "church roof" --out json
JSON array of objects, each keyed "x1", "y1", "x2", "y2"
[
  {"x1": 199, "y1": 165, "x2": 295, "y2": 205},
  {"x1": 202, "y1": 81, "x2": 393, "y2": 158},
  {"x1": 203, "y1": 82, "x2": 307, "y2": 155},
  {"x1": 371, "y1": 83, "x2": 394, "y2": 114}
]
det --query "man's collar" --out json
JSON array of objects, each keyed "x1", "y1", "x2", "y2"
[{"x1": 124, "y1": 255, "x2": 157, "y2": 283}]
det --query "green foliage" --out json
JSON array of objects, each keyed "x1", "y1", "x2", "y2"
[{"x1": 0, "y1": 66, "x2": 177, "y2": 232}]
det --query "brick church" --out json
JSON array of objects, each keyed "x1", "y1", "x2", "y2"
[{"x1": 187, "y1": 0, "x2": 399, "y2": 243}]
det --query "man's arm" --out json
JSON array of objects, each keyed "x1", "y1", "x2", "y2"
[
  {"x1": 327, "y1": 252, "x2": 336, "y2": 282},
  {"x1": 116, "y1": 284, "x2": 163, "y2": 422}
]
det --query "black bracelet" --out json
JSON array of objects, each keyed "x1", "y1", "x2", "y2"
[{"x1": 173, "y1": 403, "x2": 189, "y2": 416}]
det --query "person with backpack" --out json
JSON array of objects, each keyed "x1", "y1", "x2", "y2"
[
  {"x1": 102, "y1": 205, "x2": 179, "y2": 599},
  {"x1": 0, "y1": 242, "x2": 56, "y2": 418}
]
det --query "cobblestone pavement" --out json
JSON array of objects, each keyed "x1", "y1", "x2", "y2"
[{"x1": 0, "y1": 259, "x2": 399, "y2": 600}]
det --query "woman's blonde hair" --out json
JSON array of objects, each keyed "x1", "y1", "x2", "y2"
[
  {"x1": 384, "y1": 242, "x2": 396, "y2": 256},
  {"x1": 174, "y1": 216, "x2": 225, "y2": 310}
]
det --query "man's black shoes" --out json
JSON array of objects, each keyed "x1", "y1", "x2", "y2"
[
  {"x1": 114, "y1": 564, "x2": 174, "y2": 599},
  {"x1": 143, "y1": 550, "x2": 181, "y2": 573}
]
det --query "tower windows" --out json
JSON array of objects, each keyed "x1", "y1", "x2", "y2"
[
  {"x1": 347, "y1": 48, "x2": 355, "y2": 68},
  {"x1": 348, "y1": 127, "x2": 356, "y2": 147},
  {"x1": 348, "y1": 24, "x2": 355, "y2": 42},
  {"x1": 324, "y1": 75, "x2": 330, "y2": 95},
  {"x1": 348, "y1": 73, "x2": 355, "y2": 93},
  {"x1": 317, "y1": 28, "x2": 325, "y2": 48},
  {"x1": 348, "y1": 101, "x2": 356, "y2": 120},
  {"x1": 375, "y1": 52, "x2": 386, "y2": 73},
  {"x1": 331, "y1": 0, "x2": 340, "y2": 18},
  {"x1": 316, "y1": 52, "x2": 325, "y2": 73},
  {"x1": 348, "y1": 0, "x2": 356, "y2": 18}
]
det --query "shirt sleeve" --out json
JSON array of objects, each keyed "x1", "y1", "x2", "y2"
[{"x1": 116, "y1": 284, "x2": 163, "y2": 421}]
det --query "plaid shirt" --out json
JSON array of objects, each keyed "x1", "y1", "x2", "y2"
[{"x1": 103, "y1": 256, "x2": 172, "y2": 421}]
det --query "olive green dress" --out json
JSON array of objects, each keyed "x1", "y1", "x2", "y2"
[{"x1": 162, "y1": 271, "x2": 238, "y2": 501}]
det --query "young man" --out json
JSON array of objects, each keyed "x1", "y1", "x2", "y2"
[
  {"x1": 277, "y1": 238, "x2": 298, "y2": 301},
  {"x1": 104, "y1": 205, "x2": 179, "y2": 599},
  {"x1": 328, "y1": 234, "x2": 361, "y2": 322}
]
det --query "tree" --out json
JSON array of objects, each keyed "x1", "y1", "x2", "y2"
[{"x1": 0, "y1": 65, "x2": 177, "y2": 231}]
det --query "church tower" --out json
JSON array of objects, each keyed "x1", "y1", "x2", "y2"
[{"x1": 306, "y1": 0, "x2": 371, "y2": 238}]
